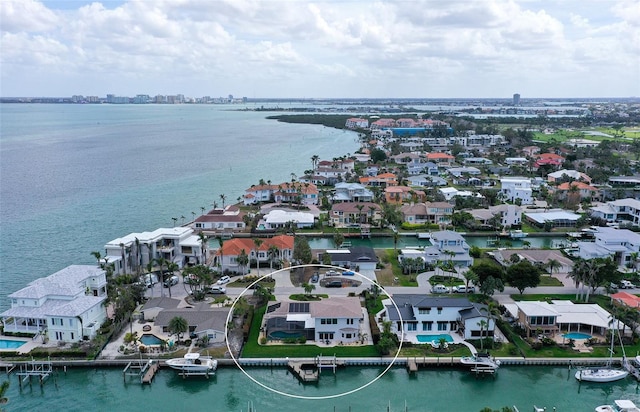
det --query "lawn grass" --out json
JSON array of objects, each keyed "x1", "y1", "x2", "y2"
[{"x1": 537, "y1": 276, "x2": 564, "y2": 287}]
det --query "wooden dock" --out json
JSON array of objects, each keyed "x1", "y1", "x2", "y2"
[
  {"x1": 141, "y1": 361, "x2": 159, "y2": 384},
  {"x1": 407, "y1": 359, "x2": 418, "y2": 372},
  {"x1": 16, "y1": 359, "x2": 53, "y2": 388},
  {"x1": 288, "y1": 361, "x2": 319, "y2": 382}
]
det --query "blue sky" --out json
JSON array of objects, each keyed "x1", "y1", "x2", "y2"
[{"x1": 1, "y1": 0, "x2": 638, "y2": 98}]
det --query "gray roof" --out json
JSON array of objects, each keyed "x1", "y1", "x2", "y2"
[
  {"x1": 142, "y1": 297, "x2": 181, "y2": 311},
  {"x1": 1, "y1": 295, "x2": 105, "y2": 318},
  {"x1": 459, "y1": 303, "x2": 489, "y2": 321},
  {"x1": 155, "y1": 307, "x2": 231, "y2": 332},
  {"x1": 386, "y1": 294, "x2": 473, "y2": 321},
  {"x1": 327, "y1": 246, "x2": 378, "y2": 263},
  {"x1": 9, "y1": 265, "x2": 105, "y2": 299}
]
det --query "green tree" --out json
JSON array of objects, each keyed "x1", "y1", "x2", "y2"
[
  {"x1": 293, "y1": 236, "x2": 312, "y2": 264},
  {"x1": 168, "y1": 316, "x2": 189, "y2": 342},
  {"x1": 198, "y1": 232, "x2": 208, "y2": 265},
  {"x1": 237, "y1": 249, "x2": 249, "y2": 276},
  {"x1": 470, "y1": 261, "x2": 504, "y2": 286},
  {"x1": 546, "y1": 259, "x2": 562, "y2": 276},
  {"x1": 252, "y1": 238, "x2": 264, "y2": 276},
  {"x1": 267, "y1": 244, "x2": 280, "y2": 270},
  {"x1": 477, "y1": 319, "x2": 488, "y2": 350},
  {"x1": 333, "y1": 231, "x2": 345, "y2": 248},
  {"x1": 506, "y1": 260, "x2": 541, "y2": 294},
  {"x1": 253, "y1": 284, "x2": 272, "y2": 305},
  {"x1": 302, "y1": 282, "x2": 315, "y2": 296},
  {"x1": 479, "y1": 276, "x2": 504, "y2": 297}
]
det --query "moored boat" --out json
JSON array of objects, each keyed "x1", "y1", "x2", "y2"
[
  {"x1": 509, "y1": 230, "x2": 528, "y2": 239},
  {"x1": 460, "y1": 352, "x2": 501, "y2": 370},
  {"x1": 575, "y1": 322, "x2": 628, "y2": 383},
  {"x1": 595, "y1": 400, "x2": 640, "y2": 412},
  {"x1": 165, "y1": 353, "x2": 217, "y2": 376}
]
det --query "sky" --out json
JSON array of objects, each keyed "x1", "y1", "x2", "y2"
[{"x1": 1, "y1": 0, "x2": 639, "y2": 99}]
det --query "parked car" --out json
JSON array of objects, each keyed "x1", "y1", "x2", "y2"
[
  {"x1": 325, "y1": 270, "x2": 339, "y2": 276},
  {"x1": 209, "y1": 285, "x2": 227, "y2": 294},
  {"x1": 325, "y1": 280, "x2": 343, "y2": 288},
  {"x1": 163, "y1": 275, "x2": 179, "y2": 287},
  {"x1": 430, "y1": 284, "x2": 450, "y2": 294},
  {"x1": 310, "y1": 273, "x2": 319, "y2": 283},
  {"x1": 217, "y1": 275, "x2": 231, "y2": 285},
  {"x1": 342, "y1": 270, "x2": 355, "y2": 276},
  {"x1": 452, "y1": 285, "x2": 475, "y2": 293},
  {"x1": 619, "y1": 280, "x2": 635, "y2": 289}
]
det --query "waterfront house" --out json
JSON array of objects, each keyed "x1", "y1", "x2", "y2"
[
  {"x1": 401, "y1": 201, "x2": 453, "y2": 226},
  {"x1": 141, "y1": 297, "x2": 181, "y2": 321},
  {"x1": 243, "y1": 183, "x2": 274, "y2": 205},
  {"x1": 214, "y1": 235, "x2": 294, "y2": 273},
  {"x1": 553, "y1": 181, "x2": 599, "y2": 201},
  {"x1": 329, "y1": 202, "x2": 382, "y2": 228},
  {"x1": 322, "y1": 246, "x2": 378, "y2": 271},
  {"x1": 468, "y1": 204, "x2": 523, "y2": 229},
  {"x1": 493, "y1": 249, "x2": 573, "y2": 274},
  {"x1": 193, "y1": 205, "x2": 246, "y2": 232},
  {"x1": 547, "y1": 169, "x2": 592, "y2": 184},
  {"x1": 332, "y1": 182, "x2": 374, "y2": 202},
  {"x1": 384, "y1": 186, "x2": 426, "y2": 205},
  {"x1": 512, "y1": 300, "x2": 618, "y2": 338},
  {"x1": 262, "y1": 297, "x2": 365, "y2": 344},
  {"x1": 576, "y1": 227, "x2": 640, "y2": 268},
  {"x1": 589, "y1": 198, "x2": 640, "y2": 226},
  {"x1": 405, "y1": 174, "x2": 447, "y2": 188},
  {"x1": 524, "y1": 210, "x2": 581, "y2": 228},
  {"x1": 359, "y1": 172, "x2": 398, "y2": 187},
  {"x1": 345, "y1": 118, "x2": 369, "y2": 129},
  {"x1": 425, "y1": 230, "x2": 473, "y2": 268},
  {"x1": 318, "y1": 159, "x2": 355, "y2": 173},
  {"x1": 273, "y1": 182, "x2": 319, "y2": 205},
  {"x1": 155, "y1": 305, "x2": 231, "y2": 343},
  {"x1": 1, "y1": 265, "x2": 107, "y2": 342},
  {"x1": 438, "y1": 187, "x2": 482, "y2": 202},
  {"x1": 381, "y1": 295, "x2": 495, "y2": 341},
  {"x1": 257, "y1": 209, "x2": 315, "y2": 230},
  {"x1": 500, "y1": 177, "x2": 533, "y2": 204},
  {"x1": 104, "y1": 226, "x2": 204, "y2": 274}
]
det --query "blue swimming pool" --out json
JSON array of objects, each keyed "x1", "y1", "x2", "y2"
[
  {"x1": 268, "y1": 331, "x2": 303, "y2": 340},
  {"x1": 139, "y1": 334, "x2": 164, "y2": 345},
  {"x1": 416, "y1": 334, "x2": 454, "y2": 344},
  {"x1": 0, "y1": 339, "x2": 27, "y2": 349},
  {"x1": 563, "y1": 332, "x2": 592, "y2": 340}
]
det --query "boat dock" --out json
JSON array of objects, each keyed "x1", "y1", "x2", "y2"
[
  {"x1": 123, "y1": 359, "x2": 158, "y2": 384},
  {"x1": 287, "y1": 355, "x2": 345, "y2": 382},
  {"x1": 16, "y1": 358, "x2": 53, "y2": 388}
]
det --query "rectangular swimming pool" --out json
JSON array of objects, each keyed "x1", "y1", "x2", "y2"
[
  {"x1": 0, "y1": 339, "x2": 27, "y2": 349},
  {"x1": 416, "y1": 334, "x2": 454, "y2": 344}
]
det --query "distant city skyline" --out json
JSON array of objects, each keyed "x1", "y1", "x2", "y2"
[{"x1": 1, "y1": 0, "x2": 638, "y2": 98}]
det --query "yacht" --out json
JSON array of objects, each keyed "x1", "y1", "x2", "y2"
[
  {"x1": 165, "y1": 353, "x2": 217, "y2": 375},
  {"x1": 460, "y1": 352, "x2": 501, "y2": 370},
  {"x1": 595, "y1": 400, "x2": 640, "y2": 412},
  {"x1": 575, "y1": 324, "x2": 629, "y2": 383}
]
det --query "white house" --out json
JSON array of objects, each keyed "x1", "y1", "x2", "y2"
[
  {"x1": 382, "y1": 295, "x2": 495, "y2": 341},
  {"x1": 424, "y1": 230, "x2": 473, "y2": 267},
  {"x1": 193, "y1": 205, "x2": 246, "y2": 232},
  {"x1": 500, "y1": 177, "x2": 533, "y2": 204},
  {"x1": 1, "y1": 265, "x2": 108, "y2": 343},
  {"x1": 104, "y1": 226, "x2": 204, "y2": 274},
  {"x1": 577, "y1": 227, "x2": 640, "y2": 268},
  {"x1": 263, "y1": 298, "x2": 365, "y2": 345},
  {"x1": 333, "y1": 182, "x2": 374, "y2": 202},
  {"x1": 469, "y1": 204, "x2": 523, "y2": 228},
  {"x1": 257, "y1": 209, "x2": 315, "y2": 230},
  {"x1": 589, "y1": 198, "x2": 640, "y2": 226}
]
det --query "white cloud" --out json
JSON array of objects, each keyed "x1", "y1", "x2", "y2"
[{"x1": 0, "y1": 0, "x2": 637, "y2": 97}]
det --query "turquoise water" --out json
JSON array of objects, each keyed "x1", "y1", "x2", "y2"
[
  {"x1": 0, "y1": 104, "x2": 360, "y2": 312},
  {"x1": 563, "y1": 332, "x2": 592, "y2": 340},
  {"x1": 268, "y1": 331, "x2": 304, "y2": 340},
  {"x1": 416, "y1": 334, "x2": 454, "y2": 344},
  {"x1": 139, "y1": 334, "x2": 164, "y2": 346},
  {"x1": 3, "y1": 365, "x2": 638, "y2": 411},
  {"x1": 0, "y1": 339, "x2": 26, "y2": 349}
]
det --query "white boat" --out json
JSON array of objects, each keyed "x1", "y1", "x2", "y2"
[
  {"x1": 575, "y1": 323, "x2": 628, "y2": 383},
  {"x1": 509, "y1": 230, "x2": 528, "y2": 239},
  {"x1": 165, "y1": 353, "x2": 217, "y2": 375},
  {"x1": 595, "y1": 400, "x2": 640, "y2": 412},
  {"x1": 460, "y1": 352, "x2": 501, "y2": 370}
]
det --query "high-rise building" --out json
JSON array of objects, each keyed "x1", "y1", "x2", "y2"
[{"x1": 513, "y1": 93, "x2": 521, "y2": 106}]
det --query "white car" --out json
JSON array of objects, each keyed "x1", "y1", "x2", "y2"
[
  {"x1": 620, "y1": 280, "x2": 635, "y2": 289},
  {"x1": 209, "y1": 285, "x2": 227, "y2": 294},
  {"x1": 217, "y1": 275, "x2": 231, "y2": 285},
  {"x1": 453, "y1": 285, "x2": 475, "y2": 293},
  {"x1": 430, "y1": 284, "x2": 450, "y2": 294}
]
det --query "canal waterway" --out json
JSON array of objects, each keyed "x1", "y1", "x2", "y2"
[{"x1": 4, "y1": 365, "x2": 638, "y2": 411}]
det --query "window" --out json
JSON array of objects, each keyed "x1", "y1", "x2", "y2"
[
  {"x1": 55, "y1": 332, "x2": 63, "y2": 340},
  {"x1": 437, "y1": 322, "x2": 447, "y2": 331},
  {"x1": 347, "y1": 319, "x2": 354, "y2": 325},
  {"x1": 407, "y1": 323, "x2": 417, "y2": 331},
  {"x1": 418, "y1": 308, "x2": 431, "y2": 315},
  {"x1": 70, "y1": 333, "x2": 74, "y2": 340},
  {"x1": 69, "y1": 319, "x2": 73, "y2": 327},
  {"x1": 437, "y1": 307, "x2": 442, "y2": 315}
]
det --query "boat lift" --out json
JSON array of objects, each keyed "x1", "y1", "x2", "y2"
[{"x1": 16, "y1": 358, "x2": 53, "y2": 388}]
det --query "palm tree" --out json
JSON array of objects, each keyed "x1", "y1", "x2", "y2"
[
  {"x1": 166, "y1": 261, "x2": 179, "y2": 298},
  {"x1": 198, "y1": 232, "x2": 208, "y2": 265},
  {"x1": 252, "y1": 238, "x2": 264, "y2": 276},
  {"x1": 311, "y1": 154, "x2": 320, "y2": 170},
  {"x1": 171, "y1": 217, "x2": 178, "y2": 227},
  {"x1": 219, "y1": 194, "x2": 227, "y2": 209},
  {"x1": 237, "y1": 249, "x2": 249, "y2": 276},
  {"x1": 191, "y1": 211, "x2": 196, "y2": 222},
  {"x1": 119, "y1": 242, "x2": 127, "y2": 275},
  {"x1": 477, "y1": 319, "x2": 488, "y2": 351},
  {"x1": 201, "y1": 206, "x2": 206, "y2": 216},
  {"x1": 155, "y1": 257, "x2": 167, "y2": 298},
  {"x1": 180, "y1": 215, "x2": 186, "y2": 225},
  {"x1": 303, "y1": 282, "x2": 315, "y2": 296},
  {"x1": 217, "y1": 236, "x2": 225, "y2": 271},
  {"x1": 546, "y1": 259, "x2": 562, "y2": 277},
  {"x1": 168, "y1": 316, "x2": 188, "y2": 342},
  {"x1": 392, "y1": 231, "x2": 400, "y2": 252},
  {"x1": 568, "y1": 259, "x2": 586, "y2": 301},
  {"x1": 267, "y1": 244, "x2": 280, "y2": 270}
]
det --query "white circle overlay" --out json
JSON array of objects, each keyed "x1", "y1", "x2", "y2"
[{"x1": 224, "y1": 263, "x2": 404, "y2": 400}]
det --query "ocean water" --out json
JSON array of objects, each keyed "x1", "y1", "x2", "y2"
[{"x1": 0, "y1": 103, "x2": 359, "y2": 312}]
